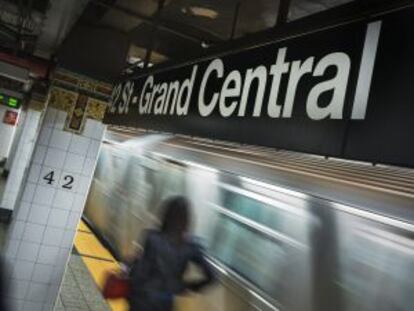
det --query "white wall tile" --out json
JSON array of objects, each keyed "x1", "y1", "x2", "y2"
[
  {"x1": 53, "y1": 110, "x2": 67, "y2": 130},
  {"x1": 16, "y1": 202, "x2": 31, "y2": 221},
  {"x1": 45, "y1": 284, "x2": 59, "y2": 303},
  {"x1": 22, "y1": 183, "x2": 36, "y2": 202},
  {"x1": 52, "y1": 190, "x2": 74, "y2": 210},
  {"x1": 58, "y1": 171, "x2": 78, "y2": 192},
  {"x1": 1, "y1": 193, "x2": 12, "y2": 208},
  {"x1": 27, "y1": 164, "x2": 41, "y2": 183},
  {"x1": 69, "y1": 135, "x2": 90, "y2": 156},
  {"x1": 5, "y1": 239, "x2": 20, "y2": 259},
  {"x1": 28, "y1": 204, "x2": 50, "y2": 225},
  {"x1": 3, "y1": 265, "x2": 12, "y2": 282},
  {"x1": 12, "y1": 260, "x2": 35, "y2": 281},
  {"x1": 26, "y1": 283, "x2": 48, "y2": 302},
  {"x1": 23, "y1": 301, "x2": 43, "y2": 311},
  {"x1": 32, "y1": 264, "x2": 54, "y2": 284},
  {"x1": 63, "y1": 153, "x2": 84, "y2": 174},
  {"x1": 66, "y1": 211, "x2": 80, "y2": 229},
  {"x1": 37, "y1": 245, "x2": 59, "y2": 265},
  {"x1": 22, "y1": 144, "x2": 33, "y2": 156},
  {"x1": 7, "y1": 298, "x2": 24, "y2": 311},
  {"x1": 83, "y1": 119, "x2": 97, "y2": 138},
  {"x1": 43, "y1": 108, "x2": 57, "y2": 128},
  {"x1": 51, "y1": 265, "x2": 65, "y2": 285},
  {"x1": 61, "y1": 230, "x2": 76, "y2": 248},
  {"x1": 83, "y1": 119, "x2": 106, "y2": 140},
  {"x1": 71, "y1": 194, "x2": 85, "y2": 212},
  {"x1": 43, "y1": 148, "x2": 66, "y2": 168},
  {"x1": 16, "y1": 242, "x2": 40, "y2": 262},
  {"x1": 42, "y1": 227, "x2": 64, "y2": 246},
  {"x1": 32, "y1": 146, "x2": 47, "y2": 164},
  {"x1": 86, "y1": 140, "x2": 101, "y2": 159},
  {"x1": 38, "y1": 127, "x2": 52, "y2": 146},
  {"x1": 32, "y1": 185, "x2": 56, "y2": 206},
  {"x1": 75, "y1": 176, "x2": 91, "y2": 195},
  {"x1": 42, "y1": 303, "x2": 54, "y2": 311},
  {"x1": 47, "y1": 209, "x2": 69, "y2": 228},
  {"x1": 57, "y1": 248, "x2": 71, "y2": 265},
  {"x1": 96, "y1": 123, "x2": 106, "y2": 140},
  {"x1": 38, "y1": 166, "x2": 61, "y2": 188},
  {"x1": 9, "y1": 280, "x2": 30, "y2": 299},
  {"x1": 22, "y1": 223, "x2": 45, "y2": 244},
  {"x1": 10, "y1": 221, "x2": 26, "y2": 240},
  {"x1": 49, "y1": 129, "x2": 72, "y2": 151},
  {"x1": 82, "y1": 157, "x2": 96, "y2": 176},
  {"x1": 93, "y1": 122, "x2": 106, "y2": 140}
]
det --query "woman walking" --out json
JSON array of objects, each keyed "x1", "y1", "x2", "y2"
[{"x1": 128, "y1": 196, "x2": 215, "y2": 311}]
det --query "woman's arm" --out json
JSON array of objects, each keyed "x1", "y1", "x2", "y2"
[{"x1": 186, "y1": 242, "x2": 216, "y2": 292}]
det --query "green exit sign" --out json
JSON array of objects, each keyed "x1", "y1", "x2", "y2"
[{"x1": 0, "y1": 94, "x2": 21, "y2": 109}]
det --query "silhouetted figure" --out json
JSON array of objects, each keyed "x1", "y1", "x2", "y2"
[{"x1": 128, "y1": 196, "x2": 215, "y2": 311}]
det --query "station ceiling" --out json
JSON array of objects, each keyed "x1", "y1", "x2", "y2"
[
  {"x1": 0, "y1": 0, "x2": 90, "y2": 58},
  {"x1": 82, "y1": 0, "x2": 352, "y2": 66},
  {"x1": 0, "y1": 0, "x2": 354, "y2": 79}
]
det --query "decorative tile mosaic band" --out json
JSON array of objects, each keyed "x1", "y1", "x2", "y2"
[
  {"x1": 52, "y1": 69, "x2": 112, "y2": 98},
  {"x1": 28, "y1": 99, "x2": 46, "y2": 112},
  {"x1": 48, "y1": 86, "x2": 108, "y2": 134}
]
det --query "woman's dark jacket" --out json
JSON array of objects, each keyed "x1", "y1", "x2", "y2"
[{"x1": 128, "y1": 230, "x2": 215, "y2": 311}]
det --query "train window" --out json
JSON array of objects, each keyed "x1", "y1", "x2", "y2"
[
  {"x1": 125, "y1": 160, "x2": 154, "y2": 213},
  {"x1": 209, "y1": 186, "x2": 310, "y2": 297},
  {"x1": 220, "y1": 187, "x2": 309, "y2": 242},
  {"x1": 288, "y1": 0, "x2": 353, "y2": 21},
  {"x1": 222, "y1": 188, "x2": 283, "y2": 230},
  {"x1": 210, "y1": 214, "x2": 286, "y2": 296},
  {"x1": 336, "y1": 216, "x2": 414, "y2": 311}
]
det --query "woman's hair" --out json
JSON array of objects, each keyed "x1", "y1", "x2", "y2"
[{"x1": 160, "y1": 196, "x2": 191, "y2": 235}]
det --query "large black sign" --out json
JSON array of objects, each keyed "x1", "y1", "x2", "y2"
[{"x1": 104, "y1": 7, "x2": 414, "y2": 168}]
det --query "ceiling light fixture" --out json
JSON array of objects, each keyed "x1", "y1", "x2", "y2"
[{"x1": 181, "y1": 6, "x2": 219, "y2": 19}]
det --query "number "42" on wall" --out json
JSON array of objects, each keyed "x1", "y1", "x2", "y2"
[{"x1": 43, "y1": 171, "x2": 75, "y2": 190}]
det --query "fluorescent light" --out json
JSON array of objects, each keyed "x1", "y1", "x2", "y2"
[{"x1": 182, "y1": 6, "x2": 219, "y2": 19}]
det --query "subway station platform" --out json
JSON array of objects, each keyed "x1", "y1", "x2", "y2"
[{"x1": 56, "y1": 221, "x2": 127, "y2": 311}]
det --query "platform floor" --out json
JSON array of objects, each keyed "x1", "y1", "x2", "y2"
[
  {"x1": 55, "y1": 220, "x2": 128, "y2": 311},
  {"x1": 68, "y1": 221, "x2": 128, "y2": 311},
  {"x1": 54, "y1": 253, "x2": 111, "y2": 311}
]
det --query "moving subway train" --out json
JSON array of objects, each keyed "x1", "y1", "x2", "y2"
[{"x1": 84, "y1": 128, "x2": 414, "y2": 311}]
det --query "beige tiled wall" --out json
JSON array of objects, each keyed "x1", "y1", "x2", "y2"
[{"x1": 3, "y1": 107, "x2": 106, "y2": 311}]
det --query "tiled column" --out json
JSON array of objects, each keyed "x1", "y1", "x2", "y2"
[
  {"x1": 2, "y1": 72, "x2": 111, "y2": 311},
  {"x1": 0, "y1": 105, "x2": 21, "y2": 161},
  {"x1": 1, "y1": 108, "x2": 43, "y2": 213}
]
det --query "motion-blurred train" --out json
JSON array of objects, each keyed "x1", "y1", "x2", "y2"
[{"x1": 84, "y1": 127, "x2": 414, "y2": 311}]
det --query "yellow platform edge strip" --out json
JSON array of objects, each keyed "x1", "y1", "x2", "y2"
[{"x1": 74, "y1": 220, "x2": 128, "y2": 311}]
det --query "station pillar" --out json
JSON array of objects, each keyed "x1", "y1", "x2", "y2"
[
  {"x1": 1, "y1": 84, "x2": 48, "y2": 220},
  {"x1": 2, "y1": 69, "x2": 111, "y2": 311}
]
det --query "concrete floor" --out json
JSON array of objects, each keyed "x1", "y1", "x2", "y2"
[{"x1": 55, "y1": 253, "x2": 111, "y2": 311}]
